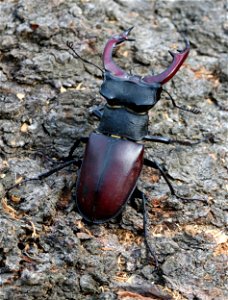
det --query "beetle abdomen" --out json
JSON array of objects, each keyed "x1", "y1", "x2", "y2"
[{"x1": 76, "y1": 133, "x2": 144, "y2": 223}]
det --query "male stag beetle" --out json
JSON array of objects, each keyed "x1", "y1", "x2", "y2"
[{"x1": 8, "y1": 27, "x2": 204, "y2": 267}]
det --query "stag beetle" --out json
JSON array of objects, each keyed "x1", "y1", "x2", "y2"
[{"x1": 8, "y1": 27, "x2": 204, "y2": 267}]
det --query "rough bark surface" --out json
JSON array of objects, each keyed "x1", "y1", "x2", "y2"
[{"x1": 0, "y1": 1, "x2": 227, "y2": 300}]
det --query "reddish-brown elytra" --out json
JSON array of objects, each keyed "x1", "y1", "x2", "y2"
[{"x1": 76, "y1": 132, "x2": 144, "y2": 223}]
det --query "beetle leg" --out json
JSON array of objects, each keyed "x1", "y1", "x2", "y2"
[
  {"x1": 144, "y1": 159, "x2": 176, "y2": 195},
  {"x1": 91, "y1": 106, "x2": 104, "y2": 120},
  {"x1": 143, "y1": 135, "x2": 204, "y2": 146},
  {"x1": 67, "y1": 137, "x2": 88, "y2": 158},
  {"x1": 144, "y1": 158, "x2": 207, "y2": 202},
  {"x1": 133, "y1": 187, "x2": 158, "y2": 268},
  {"x1": 6, "y1": 159, "x2": 81, "y2": 193}
]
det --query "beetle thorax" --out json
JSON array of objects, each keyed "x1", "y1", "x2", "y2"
[{"x1": 98, "y1": 71, "x2": 162, "y2": 141}]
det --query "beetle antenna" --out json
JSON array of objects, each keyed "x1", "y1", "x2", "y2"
[
  {"x1": 67, "y1": 41, "x2": 104, "y2": 74},
  {"x1": 163, "y1": 89, "x2": 201, "y2": 114}
]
